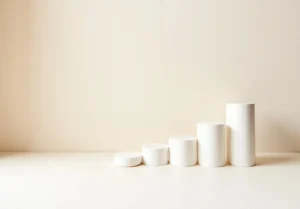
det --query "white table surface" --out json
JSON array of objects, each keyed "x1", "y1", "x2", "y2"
[{"x1": 0, "y1": 152, "x2": 299, "y2": 209}]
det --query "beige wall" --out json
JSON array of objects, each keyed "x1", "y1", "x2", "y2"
[{"x1": 0, "y1": 0, "x2": 300, "y2": 152}]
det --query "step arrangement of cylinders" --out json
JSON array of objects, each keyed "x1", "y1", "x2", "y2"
[{"x1": 114, "y1": 103, "x2": 255, "y2": 167}]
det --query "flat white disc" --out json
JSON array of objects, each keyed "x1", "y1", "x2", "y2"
[{"x1": 113, "y1": 152, "x2": 142, "y2": 167}]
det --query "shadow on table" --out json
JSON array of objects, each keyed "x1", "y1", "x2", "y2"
[{"x1": 255, "y1": 155, "x2": 296, "y2": 166}]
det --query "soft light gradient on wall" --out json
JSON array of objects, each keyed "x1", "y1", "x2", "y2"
[{"x1": 0, "y1": 0, "x2": 300, "y2": 152}]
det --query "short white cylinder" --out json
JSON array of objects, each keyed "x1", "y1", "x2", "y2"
[
  {"x1": 113, "y1": 152, "x2": 142, "y2": 167},
  {"x1": 226, "y1": 103, "x2": 255, "y2": 167},
  {"x1": 169, "y1": 136, "x2": 197, "y2": 167},
  {"x1": 197, "y1": 123, "x2": 226, "y2": 167},
  {"x1": 142, "y1": 143, "x2": 169, "y2": 166}
]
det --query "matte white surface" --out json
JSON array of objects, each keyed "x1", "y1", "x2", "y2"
[
  {"x1": 113, "y1": 152, "x2": 142, "y2": 167},
  {"x1": 226, "y1": 103, "x2": 255, "y2": 166},
  {"x1": 1, "y1": 152, "x2": 300, "y2": 209},
  {"x1": 197, "y1": 123, "x2": 226, "y2": 167},
  {"x1": 142, "y1": 143, "x2": 168, "y2": 166},
  {"x1": 169, "y1": 136, "x2": 197, "y2": 166}
]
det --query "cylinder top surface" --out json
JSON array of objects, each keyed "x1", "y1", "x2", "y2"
[
  {"x1": 169, "y1": 136, "x2": 197, "y2": 142},
  {"x1": 197, "y1": 122, "x2": 224, "y2": 126},
  {"x1": 226, "y1": 103, "x2": 255, "y2": 106},
  {"x1": 114, "y1": 152, "x2": 141, "y2": 159},
  {"x1": 142, "y1": 143, "x2": 168, "y2": 150}
]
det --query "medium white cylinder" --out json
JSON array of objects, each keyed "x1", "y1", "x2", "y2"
[
  {"x1": 169, "y1": 136, "x2": 197, "y2": 167},
  {"x1": 113, "y1": 152, "x2": 142, "y2": 167},
  {"x1": 142, "y1": 143, "x2": 169, "y2": 166},
  {"x1": 197, "y1": 123, "x2": 226, "y2": 167},
  {"x1": 226, "y1": 103, "x2": 255, "y2": 167}
]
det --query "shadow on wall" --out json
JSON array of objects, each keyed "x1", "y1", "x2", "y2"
[
  {"x1": 0, "y1": 0, "x2": 35, "y2": 151},
  {"x1": 226, "y1": 115, "x2": 300, "y2": 154},
  {"x1": 259, "y1": 117, "x2": 300, "y2": 153},
  {"x1": 255, "y1": 155, "x2": 296, "y2": 166}
]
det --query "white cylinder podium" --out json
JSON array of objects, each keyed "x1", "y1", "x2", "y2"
[
  {"x1": 169, "y1": 136, "x2": 197, "y2": 167},
  {"x1": 113, "y1": 152, "x2": 142, "y2": 167},
  {"x1": 142, "y1": 143, "x2": 169, "y2": 166},
  {"x1": 226, "y1": 103, "x2": 255, "y2": 167},
  {"x1": 197, "y1": 123, "x2": 226, "y2": 167}
]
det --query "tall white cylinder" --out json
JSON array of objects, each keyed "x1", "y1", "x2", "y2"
[
  {"x1": 226, "y1": 103, "x2": 255, "y2": 167},
  {"x1": 169, "y1": 136, "x2": 197, "y2": 167},
  {"x1": 197, "y1": 123, "x2": 226, "y2": 167},
  {"x1": 142, "y1": 143, "x2": 169, "y2": 166}
]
